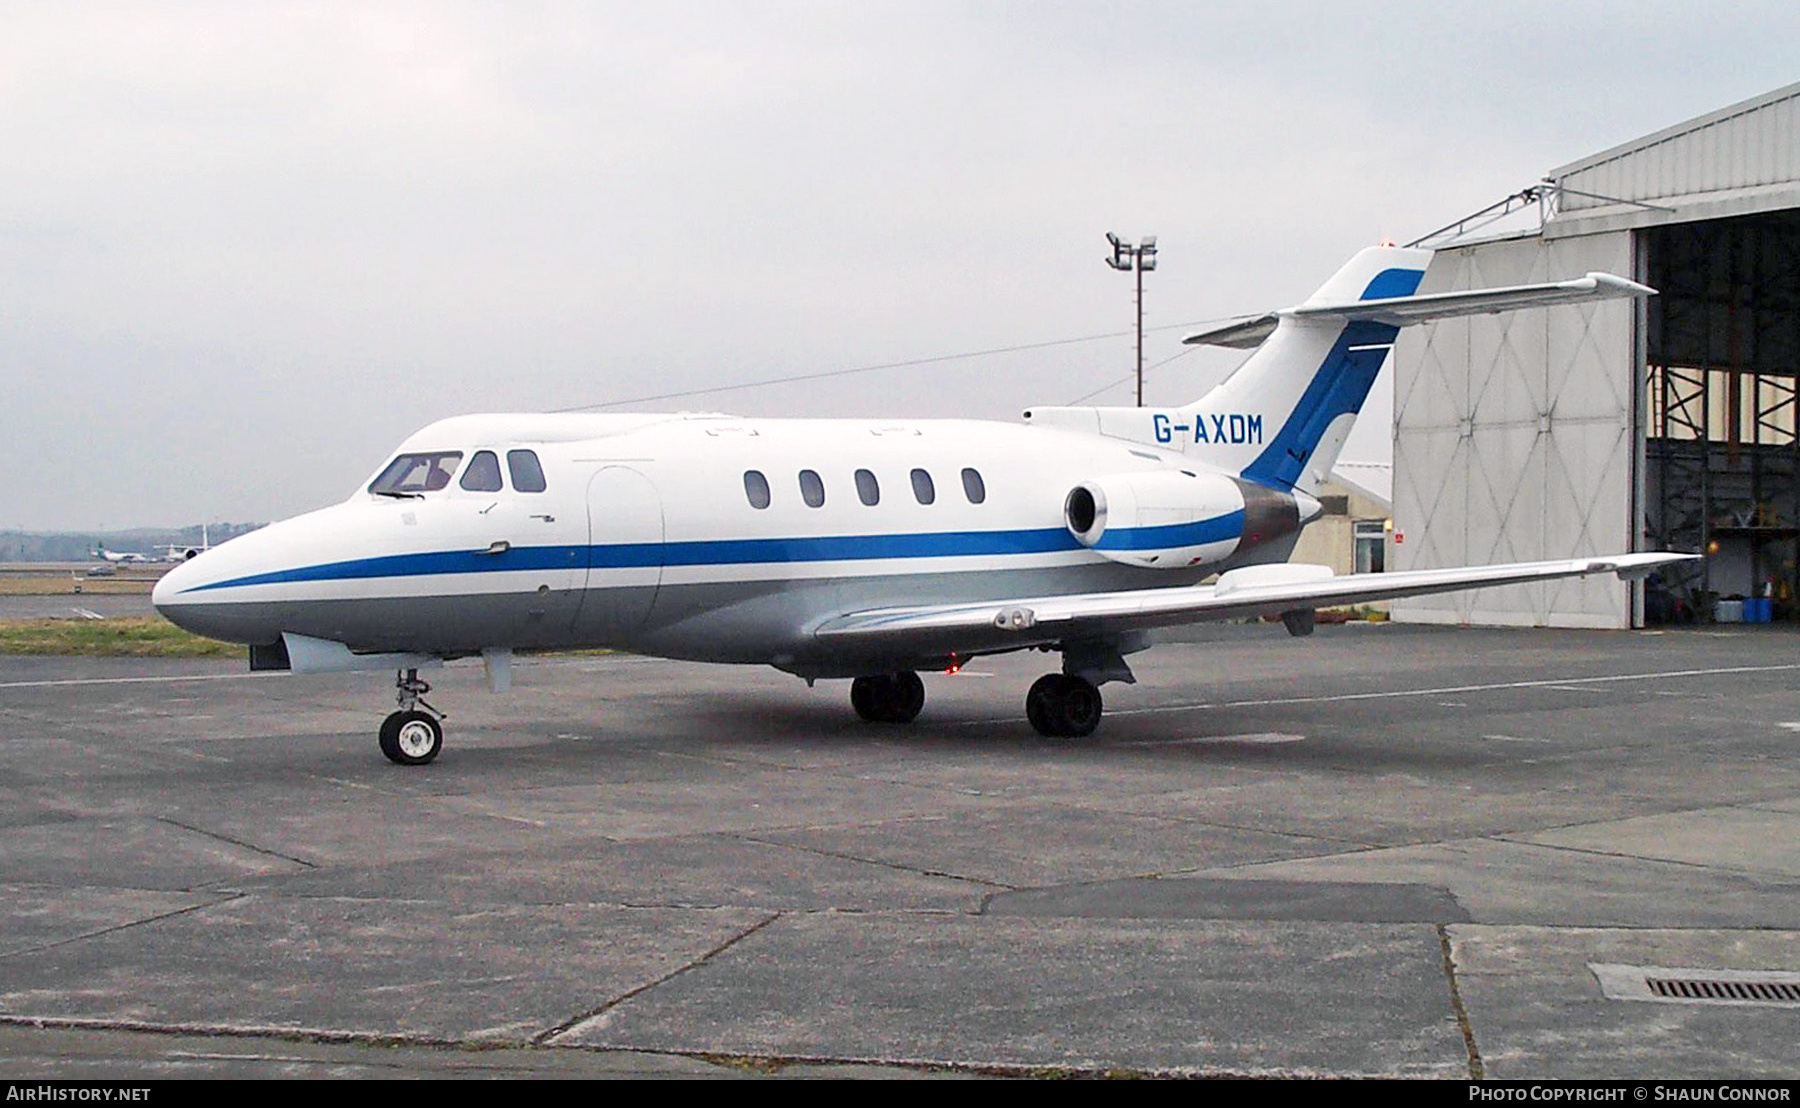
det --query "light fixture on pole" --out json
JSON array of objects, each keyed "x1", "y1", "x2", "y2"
[{"x1": 1104, "y1": 233, "x2": 1157, "y2": 406}]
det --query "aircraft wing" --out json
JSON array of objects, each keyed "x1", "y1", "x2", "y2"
[{"x1": 813, "y1": 552, "x2": 1698, "y2": 656}]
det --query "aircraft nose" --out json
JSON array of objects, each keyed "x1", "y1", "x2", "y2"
[
  {"x1": 150, "y1": 556, "x2": 198, "y2": 613},
  {"x1": 152, "y1": 548, "x2": 244, "y2": 640},
  {"x1": 151, "y1": 528, "x2": 291, "y2": 645}
]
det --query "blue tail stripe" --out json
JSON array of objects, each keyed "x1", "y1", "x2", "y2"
[
  {"x1": 1240, "y1": 320, "x2": 1400, "y2": 490},
  {"x1": 1361, "y1": 267, "x2": 1426, "y2": 300}
]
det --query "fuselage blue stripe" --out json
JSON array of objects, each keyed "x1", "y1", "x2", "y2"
[
  {"x1": 179, "y1": 515, "x2": 1248, "y2": 594},
  {"x1": 1092, "y1": 511, "x2": 1245, "y2": 551}
]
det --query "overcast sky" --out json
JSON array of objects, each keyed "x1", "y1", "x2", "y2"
[{"x1": 3, "y1": 2, "x2": 1796, "y2": 531}]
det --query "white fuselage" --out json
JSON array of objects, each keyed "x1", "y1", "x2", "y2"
[{"x1": 153, "y1": 411, "x2": 1301, "y2": 677}]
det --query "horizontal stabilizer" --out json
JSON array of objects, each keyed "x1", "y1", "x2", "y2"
[
  {"x1": 1293, "y1": 272, "x2": 1655, "y2": 326},
  {"x1": 1182, "y1": 313, "x2": 1279, "y2": 349},
  {"x1": 1185, "y1": 273, "x2": 1654, "y2": 348}
]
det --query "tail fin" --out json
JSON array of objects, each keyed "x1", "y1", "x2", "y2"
[
  {"x1": 1023, "y1": 246, "x2": 1652, "y2": 494},
  {"x1": 1177, "y1": 247, "x2": 1427, "y2": 493},
  {"x1": 1181, "y1": 246, "x2": 1652, "y2": 493}
]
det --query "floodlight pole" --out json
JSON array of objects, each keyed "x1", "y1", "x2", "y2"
[{"x1": 1104, "y1": 233, "x2": 1157, "y2": 406}]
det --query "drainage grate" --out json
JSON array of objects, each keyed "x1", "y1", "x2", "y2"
[
  {"x1": 1648, "y1": 977, "x2": 1800, "y2": 1003},
  {"x1": 1592, "y1": 963, "x2": 1800, "y2": 1008}
]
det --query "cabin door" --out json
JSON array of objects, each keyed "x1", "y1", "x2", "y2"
[{"x1": 575, "y1": 465, "x2": 664, "y2": 642}]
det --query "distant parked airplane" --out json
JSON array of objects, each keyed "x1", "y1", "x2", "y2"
[
  {"x1": 154, "y1": 244, "x2": 1696, "y2": 765},
  {"x1": 92, "y1": 545, "x2": 149, "y2": 565},
  {"x1": 160, "y1": 525, "x2": 212, "y2": 563}
]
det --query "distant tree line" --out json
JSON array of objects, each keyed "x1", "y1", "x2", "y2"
[{"x1": 0, "y1": 523, "x2": 265, "y2": 563}]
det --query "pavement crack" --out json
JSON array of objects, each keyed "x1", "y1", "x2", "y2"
[
  {"x1": 1489, "y1": 835, "x2": 1783, "y2": 879},
  {"x1": 0, "y1": 895, "x2": 243, "y2": 961},
  {"x1": 154, "y1": 816, "x2": 317, "y2": 869},
  {"x1": 532, "y1": 912, "x2": 782, "y2": 1046},
  {"x1": 1186, "y1": 838, "x2": 1406, "y2": 876},
  {"x1": 731, "y1": 833, "x2": 1014, "y2": 893},
  {"x1": 1438, "y1": 923, "x2": 1483, "y2": 1080}
]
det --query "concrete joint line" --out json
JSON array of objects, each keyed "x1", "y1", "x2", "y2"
[
  {"x1": 1438, "y1": 924, "x2": 1483, "y2": 1080},
  {"x1": 155, "y1": 816, "x2": 318, "y2": 870},
  {"x1": 0, "y1": 894, "x2": 244, "y2": 963},
  {"x1": 1489, "y1": 834, "x2": 1785, "y2": 879},
  {"x1": 534, "y1": 912, "x2": 783, "y2": 1046},
  {"x1": 733, "y1": 832, "x2": 1014, "y2": 892}
]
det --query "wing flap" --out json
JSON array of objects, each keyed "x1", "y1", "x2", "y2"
[{"x1": 814, "y1": 553, "x2": 1697, "y2": 649}]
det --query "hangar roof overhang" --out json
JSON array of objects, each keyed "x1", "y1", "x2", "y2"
[{"x1": 1541, "y1": 79, "x2": 1800, "y2": 240}]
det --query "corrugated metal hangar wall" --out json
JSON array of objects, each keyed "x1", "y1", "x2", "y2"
[{"x1": 1391, "y1": 80, "x2": 1800, "y2": 628}]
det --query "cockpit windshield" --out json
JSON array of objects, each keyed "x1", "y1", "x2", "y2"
[{"x1": 368, "y1": 452, "x2": 464, "y2": 497}]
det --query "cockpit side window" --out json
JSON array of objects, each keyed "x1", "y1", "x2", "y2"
[
  {"x1": 460, "y1": 451, "x2": 503, "y2": 492},
  {"x1": 507, "y1": 450, "x2": 547, "y2": 493},
  {"x1": 369, "y1": 452, "x2": 464, "y2": 496}
]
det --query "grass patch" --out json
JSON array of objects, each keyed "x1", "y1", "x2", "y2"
[{"x1": 0, "y1": 617, "x2": 233, "y2": 657}]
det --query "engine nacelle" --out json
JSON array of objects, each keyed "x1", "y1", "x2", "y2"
[{"x1": 1064, "y1": 470, "x2": 1310, "y2": 569}]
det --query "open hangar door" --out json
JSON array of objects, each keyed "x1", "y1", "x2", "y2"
[{"x1": 1643, "y1": 210, "x2": 1800, "y2": 623}]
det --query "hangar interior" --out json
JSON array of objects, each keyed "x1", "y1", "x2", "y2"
[
  {"x1": 1644, "y1": 211, "x2": 1800, "y2": 620},
  {"x1": 1391, "y1": 79, "x2": 1800, "y2": 628}
]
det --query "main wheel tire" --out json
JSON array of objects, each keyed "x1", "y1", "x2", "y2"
[
  {"x1": 850, "y1": 676, "x2": 883, "y2": 722},
  {"x1": 381, "y1": 710, "x2": 442, "y2": 766},
  {"x1": 1056, "y1": 676, "x2": 1103, "y2": 738},
  {"x1": 1026, "y1": 674, "x2": 1063, "y2": 737},
  {"x1": 883, "y1": 670, "x2": 925, "y2": 723},
  {"x1": 1025, "y1": 674, "x2": 1104, "y2": 738}
]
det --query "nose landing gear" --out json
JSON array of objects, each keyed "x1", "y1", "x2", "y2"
[{"x1": 379, "y1": 668, "x2": 445, "y2": 765}]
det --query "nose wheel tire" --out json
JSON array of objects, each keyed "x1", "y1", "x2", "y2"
[
  {"x1": 849, "y1": 671, "x2": 925, "y2": 724},
  {"x1": 1026, "y1": 674, "x2": 1103, "y2": 738},
  {"x1": 379, "y1": 710, "x2": 443, "y2": 765}
]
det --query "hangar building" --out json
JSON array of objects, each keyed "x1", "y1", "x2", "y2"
[{"x1": 1391, "y1": 80, "x2": 1800, "y2": 628}]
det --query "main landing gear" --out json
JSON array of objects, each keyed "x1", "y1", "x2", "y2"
[
  {"x1": 379, "y1": 668, "x2": 445, "y2": 766},
  {"x1": 847, "y1": 637, "x2": 1134, "y2": 739},
  {"x1": 1025, "y1": 673, "x2": 1103, "y2": 738},
  {"x1": 850, "y1": 671, "x2": 926, "y2": 723}
]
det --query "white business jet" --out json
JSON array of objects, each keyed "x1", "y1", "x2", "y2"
[{"x1": 153, "y1": 245, "x2": 1693, "y2": 765}]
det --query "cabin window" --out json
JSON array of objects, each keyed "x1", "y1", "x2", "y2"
[
  {"x1": 961, "y1": 467, "x2": 986, "y2": 504},
  {"x1": 910, "y1": 468, "x2": 935, "y2": 505},
  {"x1": 369, "y1": 452, "x2": 464, "y2": 496},
  {"x1": 855, "y1": 469, "x2": 880, "y2": 506},
  {"x1": 744, "y1": 470, "x2": 771, "y2": 509},
  {"x1": 507, "y1": 450, "x2": 547, "y2": 493},
  {"x1": 460, "y1": 451, "x2": 503, "y2": 492},
  {"x1": 799, "y1": 469, "x2": 826, "y2": 508}
]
